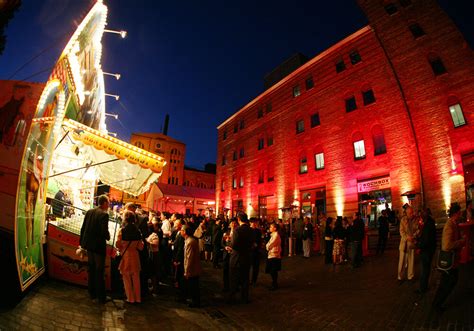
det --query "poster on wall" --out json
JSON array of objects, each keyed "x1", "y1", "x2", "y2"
[
  {"x1": 15, "y1": 81, "x2": 66, "y2": 290},
  {"x1": 0, "y1": 81, "x2": 44, "y2": 231}
]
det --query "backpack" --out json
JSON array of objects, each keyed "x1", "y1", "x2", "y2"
[{"x1": 436, "y1": 250, "x2": 454, "y2": 273}]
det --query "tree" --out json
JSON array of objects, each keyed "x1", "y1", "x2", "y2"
[{"x1": 0, "y1": 0, "x2": 21, "y2": 56}]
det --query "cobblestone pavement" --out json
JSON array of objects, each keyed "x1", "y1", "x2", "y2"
[{"x1": 1, "y1": 250, "x2": 473, "y2": 330}]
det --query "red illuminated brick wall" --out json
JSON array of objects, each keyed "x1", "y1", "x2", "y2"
[{"x1": 216, "y1": 0, "x2": 473, "y2": 221}]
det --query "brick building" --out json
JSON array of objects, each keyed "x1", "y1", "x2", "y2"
[
  {"x1": 110, "y1": 131, "x2": 216, "y2": 212},
  {"x1": 216, "y1": 0, "x2": 474, "y2": 223}
]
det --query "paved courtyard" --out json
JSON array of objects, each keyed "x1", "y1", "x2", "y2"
[{"x1": 1, "y1": 250, "x2": 473, "y2": 330}]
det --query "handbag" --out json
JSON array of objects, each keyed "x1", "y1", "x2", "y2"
[{"x1": 436, "y1": 250, "x2": 455, "y2": 273}]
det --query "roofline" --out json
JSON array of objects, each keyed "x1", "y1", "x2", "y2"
[
  {"x1": 131, "y1": 132, "x2": 185, "y2": 145},
  {"x1": 217, "y1": 25, "x2": 373, "y2": 130}
]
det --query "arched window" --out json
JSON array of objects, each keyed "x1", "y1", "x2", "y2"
[
  {"x1": 134, "y1": 141, "x2": 144, "y2": 149},
  {"x1": 372, "y1": 125, "x2": 387, "y2": 155},
  {"x1": 352, "y1": 132, "x2": 366, "y2": 160},
  {"x1": 299, "y1": 155, "x2": 308, "y2": 174},
  {"x1": 428, "y1": 53, "x2": 447, "y2": 76},
  {"x1": 447, "y1": 96, "x2": 466, "y2": 128}
]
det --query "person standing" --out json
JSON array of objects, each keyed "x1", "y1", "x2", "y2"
[
  {"x1": 136, "y1": 208, "x2": 150, "y2": 297},
  {"x1": 398, "y1": 205, "x2": 418, "y2": 281},
  {"x1": 212, "y1": 218, "x2": 224, "y2": 268},
  {"x1": 116, "y1": 211, "x2": 144, "y2": 304},
  {"x1": 349, "y1": 212, "x2": 365, "y2": 268},
  {"x1": 146, "y1": 219, "x2": 160, "y2": 296},
  {"x1": 265, "y1": 222, "x2": 282, "y2": 290},
  {"x1": 432, "y1": 203, "x2": 466, "y2": 312},
  {"x1": 376, "y1": 210, "x2": 390, "y2": 255},
  {"x1": 324, "y1": 217, "x2": 334, "y2": 264},
  {"x1": 250, "y1": 219, "x2": 262, "y2": 285},
  {"x1": 183, "y1": 225, "x2": 202, "y2": 308},
  {"x1": 160, "y1": 213, "x2": 172, "y2": 278},
  {"x1": 302, "y1": 217, "x2": 313, "y2": 258},
  {"x1": 416, "y1": 208, "x2": 437, "y2": 294},
  {"x1": 79, "y1": 195, "x2": 110, "y2": 304},
  {"x1": 332, "y1": 216, "x2": 346, "y2": 265},
  {"x1": 172, "y1": 219, "x2": 186, "y2": 301},
  {"x1": 222, "y1": 220, "x2": 236, "y2": 292},
  {"x1": 227, "y1": 212, "x2": 255, "y2": 304},
  {"x1": 318, "y1": 213, "x2": 327, "y2": 255}
]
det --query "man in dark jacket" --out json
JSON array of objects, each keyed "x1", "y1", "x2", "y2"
[
  {"x1": 173, "y1": 219, "x2": 186, "y2": 301},
  {"x1": 349, "y1": 212, "x2": 365, "y2": 268},
  {"x1": 136, "y1": 208, "x2": 150, "y2": 296},
  {"x1": 250, "y1": 219, "x2": 262, "y2": 284},
  {"x1": 212, "y1": 218, "x2": 223, "y2": 268},
  {"x1": 376, "y1": 210, "x2": 390, "y2": 255},
  {"x1": 80, "y1": 195, "x2": 110, "y2": 303},
  {"x1": 416, "y1": 208, "x2": 437, "y2": 294},
  {"x1": 227, "y1": 212, "x2": 255, "y2": 303}
]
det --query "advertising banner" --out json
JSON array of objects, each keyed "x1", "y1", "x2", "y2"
[{"x1": 357, "y1": 176, "x2": 391, "y2": 193}]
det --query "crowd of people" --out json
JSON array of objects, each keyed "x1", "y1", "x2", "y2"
[{"x1": 79, "y1": 195, "x2": 470, "y2": 317}]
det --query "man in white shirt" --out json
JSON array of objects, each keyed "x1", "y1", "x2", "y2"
[{"x1": 161, "y1": 213, "x2": 172, "y2": 277}]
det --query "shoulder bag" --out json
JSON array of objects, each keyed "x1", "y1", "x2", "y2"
[{"x1": 436, "y1": 250, "x2": 454, "y2": 273}]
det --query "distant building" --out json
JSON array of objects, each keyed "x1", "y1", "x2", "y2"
[
  {"x1": 216, "y1": 0, "x2": 474, "y2": 223},
  {"x1": 110, "y1": 131, "x2": 216, "y2": 213}
]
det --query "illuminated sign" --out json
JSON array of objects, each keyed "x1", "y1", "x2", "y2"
[{"x1": 357, "y1": 176, "x2": 390, "y2": 193}]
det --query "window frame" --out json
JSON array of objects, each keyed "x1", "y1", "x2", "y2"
[
  {"x1": 345, "y1": 96, "x2": 358, "y2": 112},
  {"x1": 449, "y1": 103, "x2": 467, "y2": 128},
  {"x1": 353, "y1": 139, "x2": 366, "y2": 160},
  {"x1": 384, "y1": 3, "x2": 398, "y2": 15},
  {"x1": 299, "y1": 156, "x2": 308, "y2": 174},
  {"x1": 315, "y1": 152, "x2": 325, "y2": 170},
  {"x1": 310, "y1": 113, "x2": 320, "y2": 128},
  {"x1": 257, "y1": 108, "x2": 263, "y2": 119},
  {"x1": 293, "y1": 85, "x2": 301, "y2": 98},
  {"x1": 305, "y1": 76, "x2": 314, "y2": 90},
  {"x1": 239, "y1": 147, "x2": 245, "y2": 159},
  {"x1": 296, "y1": 119, "x2": 305, "y2": 134},
  {"x1": 362, "y1": 89, "x2": 376, "y2": 106},
  {"x1": 409, "y1": 23, "x2": 426, "y2": 39},
  {"x1": 258, "y1": 137, "x2": 265, "y2": 150},
  {"x1": 336, "y1": 59, "x2": 346, "y2": 73},
  {"x1": 349, "y1": 50, "x2": 362, "y2": 65},
  {"x1": 429, "y1": 57, "x2": 447, "y2": 76}
]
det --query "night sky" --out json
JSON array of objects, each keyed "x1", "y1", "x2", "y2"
[{"x1": 1, "y1": 0, "x2": 472, "y2": 169}]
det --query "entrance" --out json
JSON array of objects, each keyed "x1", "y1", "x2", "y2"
[
  {"x1": 232, "y1": 199, "x2": 243, "y2": 217},
  {"x1": 300, "y1": 187, "x2": 326, "y2": 222},
  {"x1": 357, "y1": 176, "x2": 392, "y2": 228}
]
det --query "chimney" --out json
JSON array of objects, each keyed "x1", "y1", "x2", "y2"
[{"x1": 163, "y1": 114, "x2": 169, "y2": 136}]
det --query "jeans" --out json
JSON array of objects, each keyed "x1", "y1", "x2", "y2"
[
  {"x1": 350, "y1": 241, "x2": 362, "y2": 267},
  {"x1": 432, "y1": 268, "x2": 458, "y2": 310}
]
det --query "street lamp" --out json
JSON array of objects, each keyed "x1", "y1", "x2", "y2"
[
  {"x1": 104, "y1": 29, "x2": 127, "y2": 39},
  {"x1": 105, "y1": 113, "x2": 119, "y2": 120},
  {"x1": 103, "y1": 72, "x2": 121, "y2": 80},
  {"x1": 105, "y1": 93, "x2": 120, "y2": 101}
]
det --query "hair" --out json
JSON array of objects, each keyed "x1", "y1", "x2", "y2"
[
  {"x1": 269, "y1": 222, "x2": 279, "y2": 231},
  {"x1": 237, "y1": 211, "x2": 248, "y2": 223},
  {"x1": 98, "y1": 195, "x2": 109, "y2": 207},
  {"x1": 326, "y1": 217, "x2": 333, "y2": 226},
  {"x1": 448, "y1": 202, "x2": 461, "y2": 217},
  {"x1": 123, "y1": 210, "x2": 136, "y2": 225},
  {"x1": 124, "y1": 202, "x2": 136, "y2": 211},
  {"x1": 183, "y1": 225, "x2": 194, "y2": 237},
  {"x1": 354, "y1": 212, "x2": 361, "y2": 217}
]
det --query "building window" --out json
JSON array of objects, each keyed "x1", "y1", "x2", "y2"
[
  {"x1": 345, "y1": 96, "x2": 357, "y2": 112},
  {"x1": 362, "y1": 89, "x2": 376, "y2": 105},
  {"x1": 349, "y1": 50, "x2": 361, "y2": 65},
  {"x1": 399, "y1": 0, "x2": 411, "y2": 7},
  {"x1": 429, "y1": 56, "x2": 447, "y2": 76},
  {"x1": 296, "y1": 119, "x2": 305, "y2": 134},
  {"x1": 315, "y1": 152, "x2": 324, "y2": 170},
  {"x1": 239, "y1": 176, "x2": 244, "y2": 188},
  {"x1": 223, "y1": 130, "x2": 227, "y2": 140},
  {"x1": 239, "y1": 148, "x2": 245, "y2": 158},
  {"x1": 293, "y1": 85, "x2": 301, "y2": 98},
  {"x1": 221, "y1": 155, "x2": 227, "y2": 166},
  {"x1": 449, "y1": 103, "x2": 466, "y2": 127},
  {"x1": 258, "y1": 170, "x2": 264, "y2": 184},
  {"x1": 267, "y1": 136, "x2": 273, "y2": 147},
  {"x1": 305, "y1": 77, "x2": 314, "y2": 90},
  {"x1": 353, "y1": 140, "x2": 366, "y2": 160},
  {"x1": 258, "y1": 138, "x2": 265, "y2": 150},
  {"x1": 310, "y1": 113, "x2": 320, "y2": 128},
  {"x1": 232, "y1": 177, "x2": 237, "y2": 189},
  {"x1": 409, "y1": 23, "x2": 425, "y2": 39},
  {"x1": 267, "y1": 163, "x2": 274, "y2": 182},
  {"x1": 233, "y1": 123, "x2": 238, "y2": 133},
  {"x1": 134, "y1": 141, "x2": 144, "y2": 149},
  {"x1": 372, "y1": 126, "x2": 387, "y2": 155},
  {"x1": 257, "y1": 108, "x2": 263, "y2": 119},
  {"x1": 336, "y1": 59, "x2": 346, "y2": 73},
  {"x1": 266, "y1": 103, "x2": 272, "y2": 113},
  {"x1": 239, "y1": 119, "x2": 245, "y2": 130},
  {"x1": 299, "y1": 156, "x2": 308, "y2": 174},
  {"x1": 233, "y1": 150, "x2": 237, "y2": 161},
  {"x1": 385, "y1": 3, "x2": 398, "y2": 15}
]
